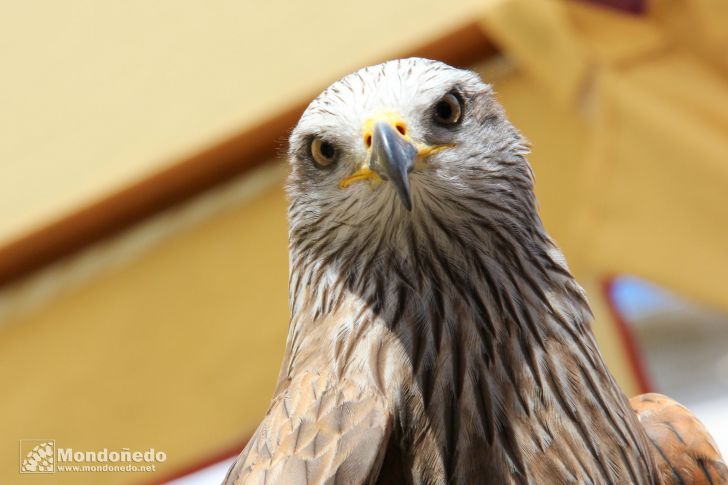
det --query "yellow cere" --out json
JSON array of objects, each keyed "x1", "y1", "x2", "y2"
[{"x1": 361, "y1": 112, "x2": 412, "y2": 144}]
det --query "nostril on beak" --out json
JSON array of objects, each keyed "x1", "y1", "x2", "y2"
[
  {"x1": 365, "y1": 134, "x2": 372, "y2": 148},
  {"x1": 395, "y1": 123, "x2": 406, "y2": 136}
]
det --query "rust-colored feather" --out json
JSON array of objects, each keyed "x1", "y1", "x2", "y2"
[{"x1": 631, "y1": 393, "x2": 728, "y2": 485}]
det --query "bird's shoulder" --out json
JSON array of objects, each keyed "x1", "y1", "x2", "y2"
[
  {"x1": 223, "y1": 370, "x2": 391, "y2": 484},
  {"x1": 631, "y1": 393, "x2": 727, "y2": 485}
]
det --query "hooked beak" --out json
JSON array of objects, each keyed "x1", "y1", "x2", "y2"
[
  {"x1": 369, "y1": 122, "x2": 417, "y2": 210},
  {"x1": 340, "y1": 114, "x2": 450, "y2": 211}
]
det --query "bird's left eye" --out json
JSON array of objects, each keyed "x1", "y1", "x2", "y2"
[
  {"x1": 432, "y1": 92, "x2": 463, "y2": 126},
  {"x1": 310, "y1": 137, "x2": 338, "y2": 168}
]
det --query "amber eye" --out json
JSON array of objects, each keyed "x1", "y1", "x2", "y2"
[
  {"x1": 433, "y1": 92, "x2": 463, "y2": 126},
  {"x1": 310, "y1": 137, "x2": 338, "y2": 167}
]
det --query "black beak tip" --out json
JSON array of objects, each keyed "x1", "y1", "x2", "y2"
[
  {"x1": 401, "y1": 193, "x2": 413, "y2": 211},
  {"x1": 391, "y1": 172, "x2": 412, "y2": 211}
]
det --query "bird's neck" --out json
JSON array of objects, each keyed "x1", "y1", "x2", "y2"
[
  {"x1": 284, "y1": 212, "x2": 597, "y2": 386},
  {"x1": 282, "y1": 216, "x2": 652, "y2": 482}
]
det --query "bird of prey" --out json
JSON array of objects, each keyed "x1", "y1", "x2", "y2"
[{"x1": 224, "y1": 58, "x2": 726, "y2": 484}]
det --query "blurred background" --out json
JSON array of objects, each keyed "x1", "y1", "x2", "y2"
[{"x1": 1, "y1": 0, "x2": 726, "y2": 483}]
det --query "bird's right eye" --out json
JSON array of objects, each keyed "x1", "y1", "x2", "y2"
[{"x1": 310, "y1": 137, "x2": 338, "y2": 168}]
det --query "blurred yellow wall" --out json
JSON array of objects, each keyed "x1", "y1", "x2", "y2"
[
  {"x1": 0, "y1": 0, "x2": 482, "y2": 247},
  {"x1": 0, "y1": 171, "x2": 291, "y2": 484}
]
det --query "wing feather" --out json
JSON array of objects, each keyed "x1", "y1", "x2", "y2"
[
  {"x1": 631, "y1": 393, "x2": 728, "y2": 485},
  {"x1": 224, "y1": 371, "x2": 391, "y2": 485}
]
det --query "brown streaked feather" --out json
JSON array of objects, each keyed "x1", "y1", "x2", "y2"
[
  {"x1": 631, "y1": 393, "x2": 728, "y2": 485},
  {"x1": 224, "y1": 371, "x2": 392, "y2": 485}
]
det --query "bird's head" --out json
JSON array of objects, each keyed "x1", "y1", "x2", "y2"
[{"x1": 287, "y1": 58, "x2": 537, "y2": 269}]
